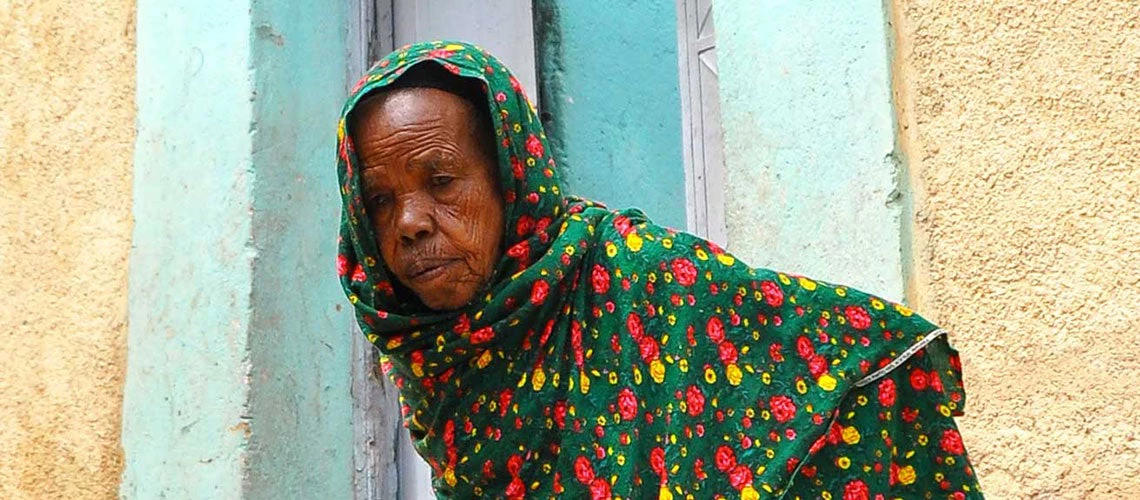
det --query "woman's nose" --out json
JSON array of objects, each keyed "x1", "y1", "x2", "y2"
[{"x1": 394, "y1": 196, "x2": 434, "y2": 244}]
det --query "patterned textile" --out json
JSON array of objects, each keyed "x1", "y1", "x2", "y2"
[{"x1": 337, "y1": 41, "x2": 982, "y2": 499}]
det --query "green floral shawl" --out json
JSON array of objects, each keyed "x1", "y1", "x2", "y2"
[{"x1": 337, "y1": 41, "x2": 982, "y2": 500}]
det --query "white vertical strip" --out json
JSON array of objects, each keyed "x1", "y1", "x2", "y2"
[
  {"x1": 676, "y1": 0, "x2": 727, "y2": 244},
  {"x1": 393, "y1": 0, "x2": 538, "y2": 102},
  {"x1": 676, "y1": 0, "x2": 700, "y2": 235}
]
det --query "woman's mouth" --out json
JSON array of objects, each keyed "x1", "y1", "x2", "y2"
[{"x1": 405, "y1": 259, "x2": 456, "y2": 283}]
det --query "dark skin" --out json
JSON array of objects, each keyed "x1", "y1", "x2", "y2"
[{"x1": 351, "y1": 87, "x2": 504, "y2": 311}]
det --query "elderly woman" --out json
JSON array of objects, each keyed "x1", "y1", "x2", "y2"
[{"x1": 337, "y1": 42, "x2": 982, "y2": 499}]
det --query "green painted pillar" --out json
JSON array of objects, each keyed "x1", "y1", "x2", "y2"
[
  {"x1": 533, "y1": 1, "x2": 688, "y2": 230},
  {"x1": 121, "y1": 1, "x2": 354, "y2": 497}
]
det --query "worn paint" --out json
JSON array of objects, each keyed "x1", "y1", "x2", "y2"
[
  {"x1": 892, "y1": 1, "x2": 1140, "y2": 497},
  {"x1": 533, "y1": 1, "x2": 687, "y2": 229},
  {"x1": 0, "y1": 1, "x2": 135, "y2": 498},
  {"x1": 245, "y1": 0, "x2": 354, "y2": 497},
  {"x1": 713, "y1": 0, "x2": 906, "y2": 301},
  {"x1": 121, "y1": 1, "x2": 353, "y2": 497}
]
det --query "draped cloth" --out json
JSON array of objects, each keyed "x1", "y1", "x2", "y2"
[{"x1": 337, "y1": 41, "x2": 982, "y2": 499}]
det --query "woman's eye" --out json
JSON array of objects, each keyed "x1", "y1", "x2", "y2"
[
  {"x1": 370, "y1": 194, "x2": 391, "y2": 207},
  {"x1": 430, "y1": 176, "x2": 454, "y2": 187}
]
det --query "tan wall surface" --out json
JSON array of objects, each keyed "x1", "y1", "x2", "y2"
[
  {"x1": 892, "y1": 1, "x2": 1139, "y2": 498},
  {"x1": 0, "y1": 1, "x2": 135, "y2": 497}
]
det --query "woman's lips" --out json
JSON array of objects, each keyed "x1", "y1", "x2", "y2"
[{"x1": 405, "y1": 259, "x2": 457, "y2": 284}]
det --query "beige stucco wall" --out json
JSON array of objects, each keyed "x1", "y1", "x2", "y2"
[
  {"x1": 892, "y1": 1, "x2": 1139, "y2": 498},
  {"x1": 0, "y1": 1, "x2": 135, "y2": 498}
]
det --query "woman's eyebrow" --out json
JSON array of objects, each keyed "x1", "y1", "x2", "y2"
[
  {"x1": 359, "y1": 164, "x2": 394, "y2": 192},
  {"x1": 411, "y1": 151, "x2": 461, "y2": 172}
]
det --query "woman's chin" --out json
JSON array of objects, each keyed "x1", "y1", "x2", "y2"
[{"x1": 416, "y1": 286, "x2": 478, "y2": 312}]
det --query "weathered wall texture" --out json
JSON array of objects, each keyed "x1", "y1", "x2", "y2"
[
  {"x1": 0, "y1": 1, "x2": 135, "y2": 498},
  {"x1": 892, "y1": 1, "x2": 1140, "y2": 497}
]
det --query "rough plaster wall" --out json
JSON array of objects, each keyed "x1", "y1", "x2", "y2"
[
  {"x1": 0, "y1": 0, "x2": 135, "y2": 498},
  {"x1": 891, "y1": 1, "x2": 1140, "y2": 497}
]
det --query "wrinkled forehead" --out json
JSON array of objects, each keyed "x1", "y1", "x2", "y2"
[
  {"x1": 349, "y1": 86, "x2": 499, "y2": 189},
  {"x1": 349, "y1": 87, "x2": 473, "y2": 142}
]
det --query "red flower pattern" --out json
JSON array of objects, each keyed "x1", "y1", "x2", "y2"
[
  {"x1": 617, "y1": 388, "x2": 637, "y2": 421},
  {"x1": 685, "y1": 385, "x2": 705, "y2": 416},
  {"x1": 470, "y1": 327, "x2": 495, "y2": 345},
  {"x1": 516, "y1": 215, "x2": 535, "y2": 236},
  {"x1": 526, "y1": 134, "x2": 544, "y2": 158},
  {"x1": 530, "y1": 280, "x2": 550, "y2": 305},
  {"x1": 843, "y1": 479, "x2": 870, "y2": 500},
  {"x1": 714, "y1": 445, "x2": 736, "y2": 472},
  {"x1": 910, "y1": 369, "x2": 929, "y2": 391},
  {"x1": 706, "y1": 316, "x2": 726, "y2": 343},
  {"x1": 761, "y1": 280, "x2": 784, "y2": 307},
  {"x1": 878, "y1": 378, "x2": 897, "y2": 407},
  {"x1": 591, "y1": 264, "x2": 610, "y2": 294},
  {"x1": 845, "y1": 305, "x2": 872, "y2": 330},
  {"x1": 941, "y1": 429, "x2": 966, "y2": 455},
  {"x1": 770, "y1": 395, "x2": 797, "y2": 423},
  {"x1": 351, "y1": 264, "x2": 367, "y2": 282},
  {"x1": 573, "y1": 455, "x2": 594, "y2": 483},
  {"x1": 796, "y1": 336, "x2": 815, "y2": 359},
  {"x1": 671, "y1": 258, "x2": 698, "y2": 287},
  {"x1": 507, "y1": 240, "x2": 530, "y2": 260}
]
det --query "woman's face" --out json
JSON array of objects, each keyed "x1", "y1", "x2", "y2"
[{"x1": 352, "y1": 87, "x2": 504, "y2": 311}]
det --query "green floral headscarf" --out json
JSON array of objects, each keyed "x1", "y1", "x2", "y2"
[{"x1": 337, "y1": 41, "x2": 982, "y2": 499}]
